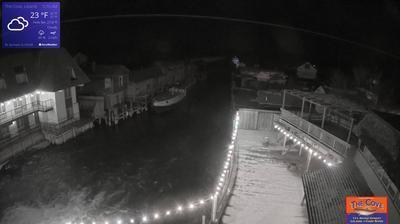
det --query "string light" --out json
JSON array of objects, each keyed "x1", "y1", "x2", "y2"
[
  {"x1": 177, "y1": 206, "x2": 183, "y2": 212},
  {"x1": 142, "y1": 216, "x2": 148, "y2": 222},
  {"x1": 273, "y1": 123, "x2": 337, "y2": 168},
  {"x1": 129, "y1": 219, "x2": 134, "y2": 223}
]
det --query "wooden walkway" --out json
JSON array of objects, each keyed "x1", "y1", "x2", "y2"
[{"x1": 222, "y1": 129, "x2": 308, "y2": 224}]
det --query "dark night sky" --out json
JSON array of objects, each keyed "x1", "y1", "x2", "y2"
[
  {"x1": 3, "y1": 0, "x2": 400, "y2": 72},
  {"x1": 57, "y1": 0, "x2": 400, "y2": 68}
]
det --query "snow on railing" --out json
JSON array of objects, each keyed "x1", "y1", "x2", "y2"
[
  {"x1": 273, "y1": 123, "x2": 339, "y2": 167},
  {"x1": 64, "y1": 112, "x2": 240, "y2": 224},
  {"x1": 359, "y1": 146, "x2": 400, "y2": 213},
  {"x1": 280, "y1": 109, "x2": 350, "y2": 157}
]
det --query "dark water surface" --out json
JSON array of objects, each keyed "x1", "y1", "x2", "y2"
[{"x1": 0, "y1": 63, "x2": 232, "y2": 224}]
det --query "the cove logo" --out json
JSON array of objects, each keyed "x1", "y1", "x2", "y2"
[{"x1": 346, "y1": 196, "x2": 388, "y2": 224}]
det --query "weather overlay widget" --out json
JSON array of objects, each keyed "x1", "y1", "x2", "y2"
[{"x1": 2, "y1": 2, "x2": 60, "y2": 48}]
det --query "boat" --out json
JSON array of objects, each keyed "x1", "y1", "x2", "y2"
[{"x1": 152, "y1": 86, "x2": 186, "y2": 113}]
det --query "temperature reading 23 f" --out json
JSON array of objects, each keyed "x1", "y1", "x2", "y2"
[{"x1": 30, "y1": 11, "x2": 48, "y2": 19}]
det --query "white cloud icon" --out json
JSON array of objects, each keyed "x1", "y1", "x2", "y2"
[
  {"x1": 17, "y1": 17, "x2": 29, "y2": 28},
  {"x1": 7, "y1": 17, "x2": 29, "y2": 31}
]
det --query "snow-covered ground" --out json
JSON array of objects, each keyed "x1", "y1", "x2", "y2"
[{"x1": 222, "y1": 129, "x2": 308, "y2": 224}]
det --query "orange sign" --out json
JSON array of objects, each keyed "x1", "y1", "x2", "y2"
[{"x1": 346, "y1": 196, "x2": 388, "y2": 223}]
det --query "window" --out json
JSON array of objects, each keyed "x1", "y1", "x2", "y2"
[
  {"x1": 115, "y1": 95, "x2": 120, "y2": 104},
  {"x1": 13, "y1": 65, "x2": 25, "y2": 74},
  {"x1": 105, "y1": 78, "x2": 112, "y2": 89},
  {"x1": 14, "y1": 65, "x2": 28, "y2": 84},
  {"x1": 0, "y1": 78, "x2": 6, "y2": 89},
  {"x1": 70, "y1": 67, "x2": 77, "y2": 80},
  {"x1": 119, "y1": 75, "x2": 124, "y2": 87},
  {"x1": 14, "y1": 97, "x2": 27, "y2": 114},
  {"x1": 0, "y1": 103, "x2": 5, "y2": 113},
  {"x1": 66, "y1": 106, "x2": 74, "y2": 119},
  {"x1": 65, "y1": 87, "x2": 71, "y2": 98}
]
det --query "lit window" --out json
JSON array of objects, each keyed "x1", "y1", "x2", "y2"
[{"x1": 0, "y1": 103, "x2": 5, "y2": 113}]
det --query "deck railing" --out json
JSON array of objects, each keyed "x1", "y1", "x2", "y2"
[
  {"x1": 0, "y1": 99, "x2": 54, "y2": 126},
  {"x1": 0, "y1": 123, "x2": 41, "y2": 147},
  {"x1": 280, "y1": 108, "x2": 350, "y2": 157},
  {"x1": 40, "y1": 112, "x2": 80, "y2": 134},
  {"x1": 211, "y1": 140, "x2": 239, "y2": 223},
  {"x1": 359, "y1": 146, "x2": 400, "y2": 213}
]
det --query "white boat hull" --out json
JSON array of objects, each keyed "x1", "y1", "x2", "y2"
[{"x1": 152, "y1": 92, "x2": 186, "y2": 112}]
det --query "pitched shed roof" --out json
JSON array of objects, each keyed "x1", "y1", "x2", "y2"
[
  {"x1": 0, "y1": 48, "x2": 90, "y2": 102},
  {"x1": 302, "y1": 163, "x2": 372, "y2": 224}
]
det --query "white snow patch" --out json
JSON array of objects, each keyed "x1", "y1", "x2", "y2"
[{"x1": 222, "y1": 129, "x2": 308, "y2": 224}]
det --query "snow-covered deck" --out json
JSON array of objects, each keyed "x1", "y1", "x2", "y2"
[{"x1": 222, "y1": 129, "x2": 308, "y2": 224}]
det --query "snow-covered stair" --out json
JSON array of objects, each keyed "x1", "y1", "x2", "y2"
[{"x1": 222, "y1": 129, "x2": 308, "y2": 224}]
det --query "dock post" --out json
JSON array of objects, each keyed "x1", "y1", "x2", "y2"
[
  {"x1": 305, "y1": 150, "x2": 312, "y2": 172},
  {"x1": 202, "y1": 215, "x2": 206, "y2": 224},
  {"x1": 211, "y1": 194, "x2": 217, "y2": 223},
  {"x1": 299, "y1": 144, "x2": 302, "y2": 156},
  {"x1": 283, "y1": 135, "x2": 287, "y2": 147}
]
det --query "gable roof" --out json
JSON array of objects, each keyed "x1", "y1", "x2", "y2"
[{"x1": 0, "y1": 48, "x2": 90, "y2": 102}]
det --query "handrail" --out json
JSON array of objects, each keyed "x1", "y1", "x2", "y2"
[
  {"x1": 280, "y1": 108, "x2": 350, "y2": 157},
  {"x1": 359, "y1": 146, "x2": 400, "y2": 213},
  {"x1": 0, "y1": 100, "x2": 54, "y2": 125},
  {"x1": 41, "y1": 112, "x2": 80, "y2": 133},
  {"x1": 211, "y1": 141, "x2": 239, "y2": 223},
  {"x1": 0, "y1": 123, "x2": 41, "y2": 148}
]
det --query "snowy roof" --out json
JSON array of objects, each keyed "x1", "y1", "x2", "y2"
[
  {"x1": 302, "y1": 164, "x2": 372, "y2": 224},
  {"x1": 286, "y1": 89, "x2": 367, "y2": 116},
  {"x1": 239, "y1": 67, "x2": 284, "y2": 77},
  {"x1": 0, "y1": 48, "x2": 90, "y2": 102}
]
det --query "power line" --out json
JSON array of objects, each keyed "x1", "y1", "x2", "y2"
[{"x1": 62, "y1": 14, "x2": 400, "y2": 60}]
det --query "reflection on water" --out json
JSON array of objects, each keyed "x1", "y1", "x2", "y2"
[{"x1": 0, "y1": 63, "x2": 231, "y2": 224}]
